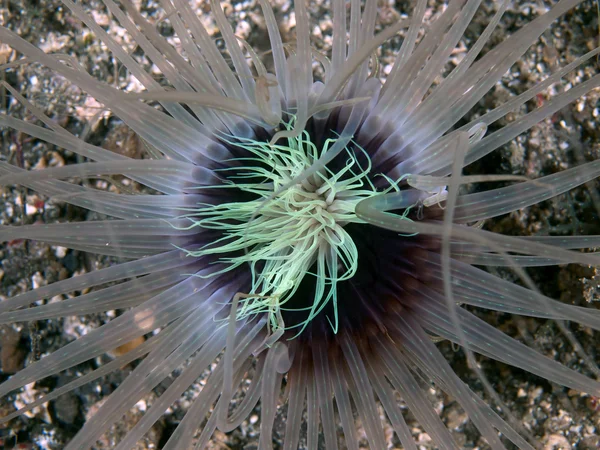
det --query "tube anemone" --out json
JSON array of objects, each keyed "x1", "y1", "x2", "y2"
[{"x1": 1, "y1": 0, "x2": 600, "y2": 448}]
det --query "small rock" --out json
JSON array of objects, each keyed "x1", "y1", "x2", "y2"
[
  {"x1": 0, "y1": 327, "x2": 27, "y2": 374},
  {"x1": 545, "y1": 434, "x2": 572, "y2": 450},
  {"x1": 49, "y1": 377, "x2": 82, "y2": 428}
]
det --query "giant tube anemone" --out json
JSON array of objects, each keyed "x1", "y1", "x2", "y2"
[{"x1": 1, "y1": 0, "x2": 600, "y2": 448}]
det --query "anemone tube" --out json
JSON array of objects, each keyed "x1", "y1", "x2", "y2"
[{"x1": 1, "y1": 0, "x2": 600, "y2": 448}]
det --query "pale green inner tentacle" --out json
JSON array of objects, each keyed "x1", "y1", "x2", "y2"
[{"x1": 170, "y1": 119, "x2": 414, "y2": 337}]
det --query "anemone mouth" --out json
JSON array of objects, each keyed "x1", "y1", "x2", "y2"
[{"x1": 183, "y1": 112, "x2": 442, "y2": 344}]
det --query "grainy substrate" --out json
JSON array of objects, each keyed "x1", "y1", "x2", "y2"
[{"x1": 0, "y1": 0, "x2": 599, "y2": 449}]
